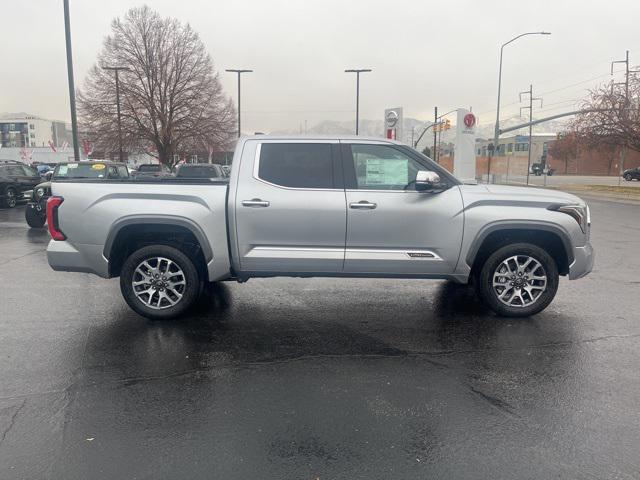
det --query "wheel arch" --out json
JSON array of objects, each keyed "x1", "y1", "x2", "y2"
[
  {"x1": 104, "y1": 215, "x2": 213, "y2": 278},
  {"x1": 466, "y1": 222, "x2": 573, "y2": 277}
]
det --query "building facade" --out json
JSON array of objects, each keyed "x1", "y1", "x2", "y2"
[
  {"x1": 475, "y1": 133, "x2": 556, "y2": 165},
  {"x1": 0, "y1": 113, "x2": 72, "y2": 149}
]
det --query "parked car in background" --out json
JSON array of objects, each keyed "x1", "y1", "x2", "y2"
[
  {"x1": 131, "y1": 163, "x2": 171, "y2": 178},
  {"x1": 174, "y1": 163, "x2": 224, "y2": 179},
  {"x1": 23, "y1": 161, "x2": 129, "y2": 228},
  {"x1": 46, "y1": 135, "x2": 594, "y2": 320},
  {"x1": 0, "y1": 160, "x2": 41, "y2": 208},
  {"x1": 531, "y1": 163, "x2": 554, "y2": 176},
  {"x1": 622, "y1": 166, "x2": 640, "y2": 181}
]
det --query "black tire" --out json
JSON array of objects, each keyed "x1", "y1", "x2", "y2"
[
  {"x1": 476, "y1": 243, "x2": 559, "y2": 317},
  {"x1": 2, "y1": 187, "x2": 17, "y2": 208},
  {"x1": 624, "y1": 173, "x2": 632, "y2": 181},
  {"x1": 120, "y1": 245, "x2": 201, "y2": 320},
  {"x1": 25, "y1": 205, "x2": 46, "y2": 228}
]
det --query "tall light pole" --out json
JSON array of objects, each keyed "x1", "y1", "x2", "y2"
[
  {"x1": 345, "y1": 69, "x2": 372, "y2": 135},
  {"x1": 63, "y1": 0, "x2": 80, "y2": 161},
  {"x1": 492, "y1": 31, "x2": 550, "y2": 182},
  {"x1": 226, "y1": 69, "x2": 253, "y2": 137},
  {"x1": 102, "y1": 66, "x2": 129, "y2": 162}
]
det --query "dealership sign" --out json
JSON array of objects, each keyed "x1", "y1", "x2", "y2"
[{"x1": 384, "y1": 107, "x2": 403, "y2": 141}]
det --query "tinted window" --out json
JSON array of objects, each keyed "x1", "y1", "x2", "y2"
[
  {"x1": 117, "y1": 166, "x2": 129, "y2": 178},
  {"x1": 349, "y1": 144, "x2": 428, "y2": 190},
  {"x1": 176, "y1": 165, "x2": 222, "y2": 178},
  {"x1": 5, "y1": 166, "x2": 23, "y2": 176},
  {"x1": 258, "y1": 143, "x2": 333, "y2": 189},
  {"x1": 138, "y1": 164, "x2": 161, "y2": 172},
  {"x1": 21, "y1": 165, "x2": 38, "y2": 176}
]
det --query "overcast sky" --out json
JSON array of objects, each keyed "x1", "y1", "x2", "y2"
[{"x1": 2, "y1": 0, "x2": 639, "y2": 133}]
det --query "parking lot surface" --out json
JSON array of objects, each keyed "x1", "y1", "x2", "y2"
[{"x1": 1, "y1": 199, "x2": 639, "y2": 479}]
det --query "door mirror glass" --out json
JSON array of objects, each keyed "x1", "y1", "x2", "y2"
[
  {"x1": 415, "y1": 171, "x2": 442, "y2": 192},
  {"x1": 44, "y1": 171, "x2": 53, "y2": 181}
]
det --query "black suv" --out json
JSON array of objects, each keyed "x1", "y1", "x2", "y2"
[
  {"x1": 0, "y1": 160, "x2": 41, "y2": 208},
  {"x1": 622, "y1": 166, "x2": 640, "y2": 181}
]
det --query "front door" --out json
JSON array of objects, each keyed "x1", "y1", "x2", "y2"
[
  {"x1": 342, "y1": 142, "x2": 464, "y2": 275},
  {"x1": 234, "y1": 140, "x2": 346, "y2": 273}
]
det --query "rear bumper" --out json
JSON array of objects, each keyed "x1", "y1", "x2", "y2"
[
  {"x1": 47, "y1": 240, "x2": 110, "y2": 278},
  {"x1": 568, "y1": 241, "x2": 594, "y2": 280}
]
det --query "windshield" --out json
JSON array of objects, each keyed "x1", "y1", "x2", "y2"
[{"x1": 53, "y1": 163, "x2": 109, "y2": 179}]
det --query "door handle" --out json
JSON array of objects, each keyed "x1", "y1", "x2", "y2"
[
  {"x1": 349, "y1": 201, "x2": 377, "y2": 210},
  {"x1": 242, "y1": 199, "x2": 270, "y2": 207}
]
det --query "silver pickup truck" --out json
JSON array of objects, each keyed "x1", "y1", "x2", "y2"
[{"x1": 46, "y1": 136, "x2": 593, "y2": 319}]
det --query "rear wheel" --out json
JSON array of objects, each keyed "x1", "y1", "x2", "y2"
[
  {"x1": 120, "y1": 245, "x2": 200, "y2": 320},
  {"x1": 25, "y1": 205, "x2": 46, "y2": 228},
  {"x1": 2, "y1": 187, "x2": 17, "y2": 208},
  {"x1": 476, "y1": 243, "x2": 559, "y2": 317}
]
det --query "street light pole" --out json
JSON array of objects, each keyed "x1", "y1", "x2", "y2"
[
  {"x1": 226, "y1": 69, "x2": 253, "y2": 137},
  {"x1": 493, "y1": 31, "x2": 550, "y2": 182},
  {"x1": 345, "y1": 69, "x2": 372, "y2": 135},
  {"x1": 103, "y1": 66, "x2": 129, "y2": 162},
  {"x1": 62, "y1": 0, "x2": 80, "y2": 162}
]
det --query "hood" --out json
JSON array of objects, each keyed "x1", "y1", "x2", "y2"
[{"x1": 459, "y1": 184, "x2": 586, "y2": 208}]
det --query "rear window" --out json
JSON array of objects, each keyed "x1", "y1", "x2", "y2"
[
  {"x1": 138, "y1": 164, "x2": 161, "y2": 172},
  {"x1": 54, "y1": 163, "x2": 109, "y2": 179},
  {"x1": 258, "y1": 143, "x2": 333, "y2": 189},
  {"x1": 176, "y1": 165, "x2": 222, "y2": 178}
]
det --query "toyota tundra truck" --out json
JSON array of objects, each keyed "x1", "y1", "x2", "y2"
[{"x1": 45, "y1": 136, "x2": 594, "y2": 319}]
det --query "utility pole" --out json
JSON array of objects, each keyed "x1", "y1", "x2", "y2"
[
  {"x1": 520, "y1": 85, "x2": 543, "y2": 185},
  {"x1": 433, "y1": 106, "x2": 438, "y2": 163},
  {"x1": 63, "y1": 0, "x2": 80, "y2": 162},
  {"x1": 611, "y1": 50, "x2": 637, "y2": 186},
  {"x1": 102, "y1": 66, "x2": 129, "y2": 162},
  {"x1": 345, "y1": 69, "x2": 372, "y2": 135},
  {"x1": 226, "y1": 69, "x2": 253, "y2": 137}
]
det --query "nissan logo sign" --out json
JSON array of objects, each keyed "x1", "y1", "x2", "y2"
[{"x1": 385, "y1": 110, "x2": 399, "y2": 127}]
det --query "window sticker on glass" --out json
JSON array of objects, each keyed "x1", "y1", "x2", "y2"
[
  {"x1": 58, "y1": 165, "x2": 68, "y2": 175},
  {"x1": 364, "y1": 159, "x2": 408, "y2": 185},
  {"x1": 92, "y1": 163, "x2": 106, "y2": 170},
  {"x1": 67, "y1": 163, "x2": 78, "y2": 169}
]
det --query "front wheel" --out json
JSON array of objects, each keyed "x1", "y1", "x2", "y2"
[
  {"x1": 25, "y1": 204, "x2": 46, "y2": 228},
  {"x1": 624, "y1": 173, "x2": 632, "y2": 181},
  {"x1": 120, "y1": 245, "x2": 201, "y2": 320},
  {"x1": 476, "y1": 243, "x2": 559, "y2": 317}
]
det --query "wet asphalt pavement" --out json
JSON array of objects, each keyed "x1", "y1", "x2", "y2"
[{"x1": 1, "y1": 199, "x2": 639, "y2": 479}]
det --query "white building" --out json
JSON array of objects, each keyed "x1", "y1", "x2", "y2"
[{"x1": 0, "y1": 113, "x2": 72, "y2": 149}]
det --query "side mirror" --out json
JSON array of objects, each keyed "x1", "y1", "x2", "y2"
[
  {"x1": 45, "y1": 171, "x2": 53, "y2": 181},
  {"x1": 415, "y1": 170, "x2": 443, "y2": 192}
]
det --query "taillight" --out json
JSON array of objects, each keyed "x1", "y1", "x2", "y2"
[{"x1": 46, "y1": 196, "x2": 66, "y2": 241}]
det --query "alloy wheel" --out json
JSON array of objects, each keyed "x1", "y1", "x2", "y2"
[
  {"x1": 492, "y1": 255, "x2": 547, "y2": 308},
  {"x1": 132, "y1": 257, "x2": 187, "y2": 309}
]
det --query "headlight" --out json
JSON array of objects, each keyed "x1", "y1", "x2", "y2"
[
  {"x1": 550, "y1": 204, "x2": 590, "y2": 234},
  {"x1": 23, "y1": 190, "x2": 33, "y2": 199},
  {"x1": 36, "y1": 187, "x2": 45, "y2": 198}
]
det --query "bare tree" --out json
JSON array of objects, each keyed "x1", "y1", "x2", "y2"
[
  {"x1": 548, "y1": 131, "x2": 578, "y2": 174},
  {"x1": 573, "y1": 72, "x2": 640, "y2": 153},
  {"x1": 78, "y1": 6, "x2": 236, "y2": 166}
]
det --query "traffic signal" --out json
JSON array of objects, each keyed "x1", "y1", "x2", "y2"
[{"x1": 444, "y1": 119, "x2": 451, "y2": 131}]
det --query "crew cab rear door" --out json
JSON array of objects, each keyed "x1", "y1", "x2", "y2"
[
  {"x1": 234, "y1": 140, "x2": 346, "y2": 273},
  {"x1": 341, "y1": 141, "x2": 464, "y2": 275}
]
